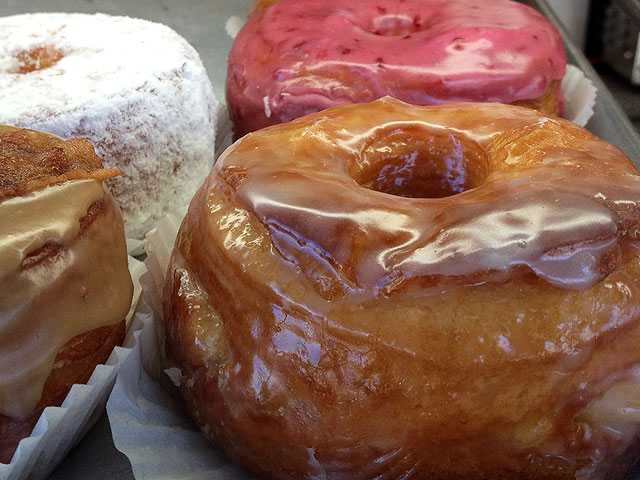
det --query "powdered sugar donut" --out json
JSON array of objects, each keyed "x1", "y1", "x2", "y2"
[
  {"x1": 227, "y1": 0, "x2": 566, "y2": 138},
  {"x1": 0, "y1": 13, "x2": 218, "y2": 239}
]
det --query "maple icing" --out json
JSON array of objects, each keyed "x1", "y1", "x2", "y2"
[{"x1": 0, "y1": 179, "x2": 132, "y2": 419}]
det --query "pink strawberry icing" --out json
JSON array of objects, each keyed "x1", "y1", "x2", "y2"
[{"x1": 226, "y1": 0, "x2": 566, "y2": 138}]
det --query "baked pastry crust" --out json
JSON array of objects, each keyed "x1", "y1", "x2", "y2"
[
  {"x1": 0, "y1": 322, "x2": 125, "y2": 463},
  {"x1": 0, "y1": 125, "x2": 118, "y2": 200}
]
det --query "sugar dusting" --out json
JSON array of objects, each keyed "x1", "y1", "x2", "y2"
[{"x1": 0, "y1": 13, "x2": 219, "y2": 239}]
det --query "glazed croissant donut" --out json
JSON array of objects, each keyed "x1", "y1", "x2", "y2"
[
  {"x1": 164, "y1": 98, "x2": 640, "y2": 479},
  {"x1": 227, "y1": 0, "x2": 566, "y2": 137},
  {"x1": 0, "y1": 126, "x2": 133, "y2": 464}
]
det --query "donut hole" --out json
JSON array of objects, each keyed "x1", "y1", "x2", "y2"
[
  {"x1": 370, "y1": 14, "x2": 425, "y2": 36},
  {"x1": 356, "y1": 128, "x2": 489, "y2": 198},
  {"x1": 14, "y1": 46, "x2": 64, "y2": 74}
]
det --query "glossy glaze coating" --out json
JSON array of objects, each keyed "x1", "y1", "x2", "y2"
[
  {"x1": 165, "y1": 99, "x2": 640, "y2": 479},
  {"x1": 227, "y1": 0, "x2": 566, "y2": 137}
]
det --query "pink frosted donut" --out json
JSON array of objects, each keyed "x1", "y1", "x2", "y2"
[{"x1": 227, "y1": 0, "x2": 566, "y2": 138}]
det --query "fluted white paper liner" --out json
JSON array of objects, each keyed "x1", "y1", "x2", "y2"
[
  {"x1": 563, "y1": 64, "x2": 597, "y2": 127},
  {"x1": 126, "y1": 238, "x2": 145, "y2": 258},
  {"x1": 107, "y1": 208, "x2": 254, "y2": 480},
  {"x1": 0, "y1": 257, "x2": 146, "y2": 480},
  {"x1": 225, "y1": 15, "x2": 244, "y2": 41}
]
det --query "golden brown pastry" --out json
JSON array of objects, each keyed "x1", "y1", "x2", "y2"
[
  {"x1": 163, "y1": 98, "x2": 640, "y2": 479},
  {"x1": 0, "y1": 126, "x2": 133, "y2": 464}
]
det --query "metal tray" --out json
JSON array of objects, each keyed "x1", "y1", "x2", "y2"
[{"x1": 536, "y1": 0, "x2": 640, "y2": 163}]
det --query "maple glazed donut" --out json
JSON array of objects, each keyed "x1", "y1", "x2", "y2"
[
  {"x1": 0, "y1": 126, "x2": 133, "y2": 463},
  {"x1": 0, "y1": 13, "x2": 218, "y2": 239},
  {"x1": 227, "y1": 0, "x2": 566, "y2": 138},
  {"x1": 164, "y1": 98, "x2": 640, "y2": 480}
]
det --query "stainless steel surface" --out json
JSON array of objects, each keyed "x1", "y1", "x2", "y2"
[
  {"x1": 47, "y1": 414, "x2": 133, "y2": 480},
  {"x1": 600, "y1": 0, "x2": 640, "y2": 83},
  {"x1": 0, "y1": 0, "x2": 638, "y2": 478},
  {"x1": 536, "y1": 0, "x2": 640, "y2": 164},
  {"x1": 617, "y1": 0, "x2": 640, "y2": 23}
]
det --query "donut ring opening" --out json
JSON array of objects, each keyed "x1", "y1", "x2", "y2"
[
  {"x1": 355, "y1": 125, "x2": 489, "y2": 198},
  {"x1": 369, "y1": 14, "x2": 426, "y2": 37},
  {"x1": 13, "y1": 45, "x2": 64, "y2": 74}
]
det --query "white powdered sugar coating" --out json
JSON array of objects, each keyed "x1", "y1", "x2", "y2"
[{"x1": 0, "y1": 13, "x2": 218, "y2": 239}]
